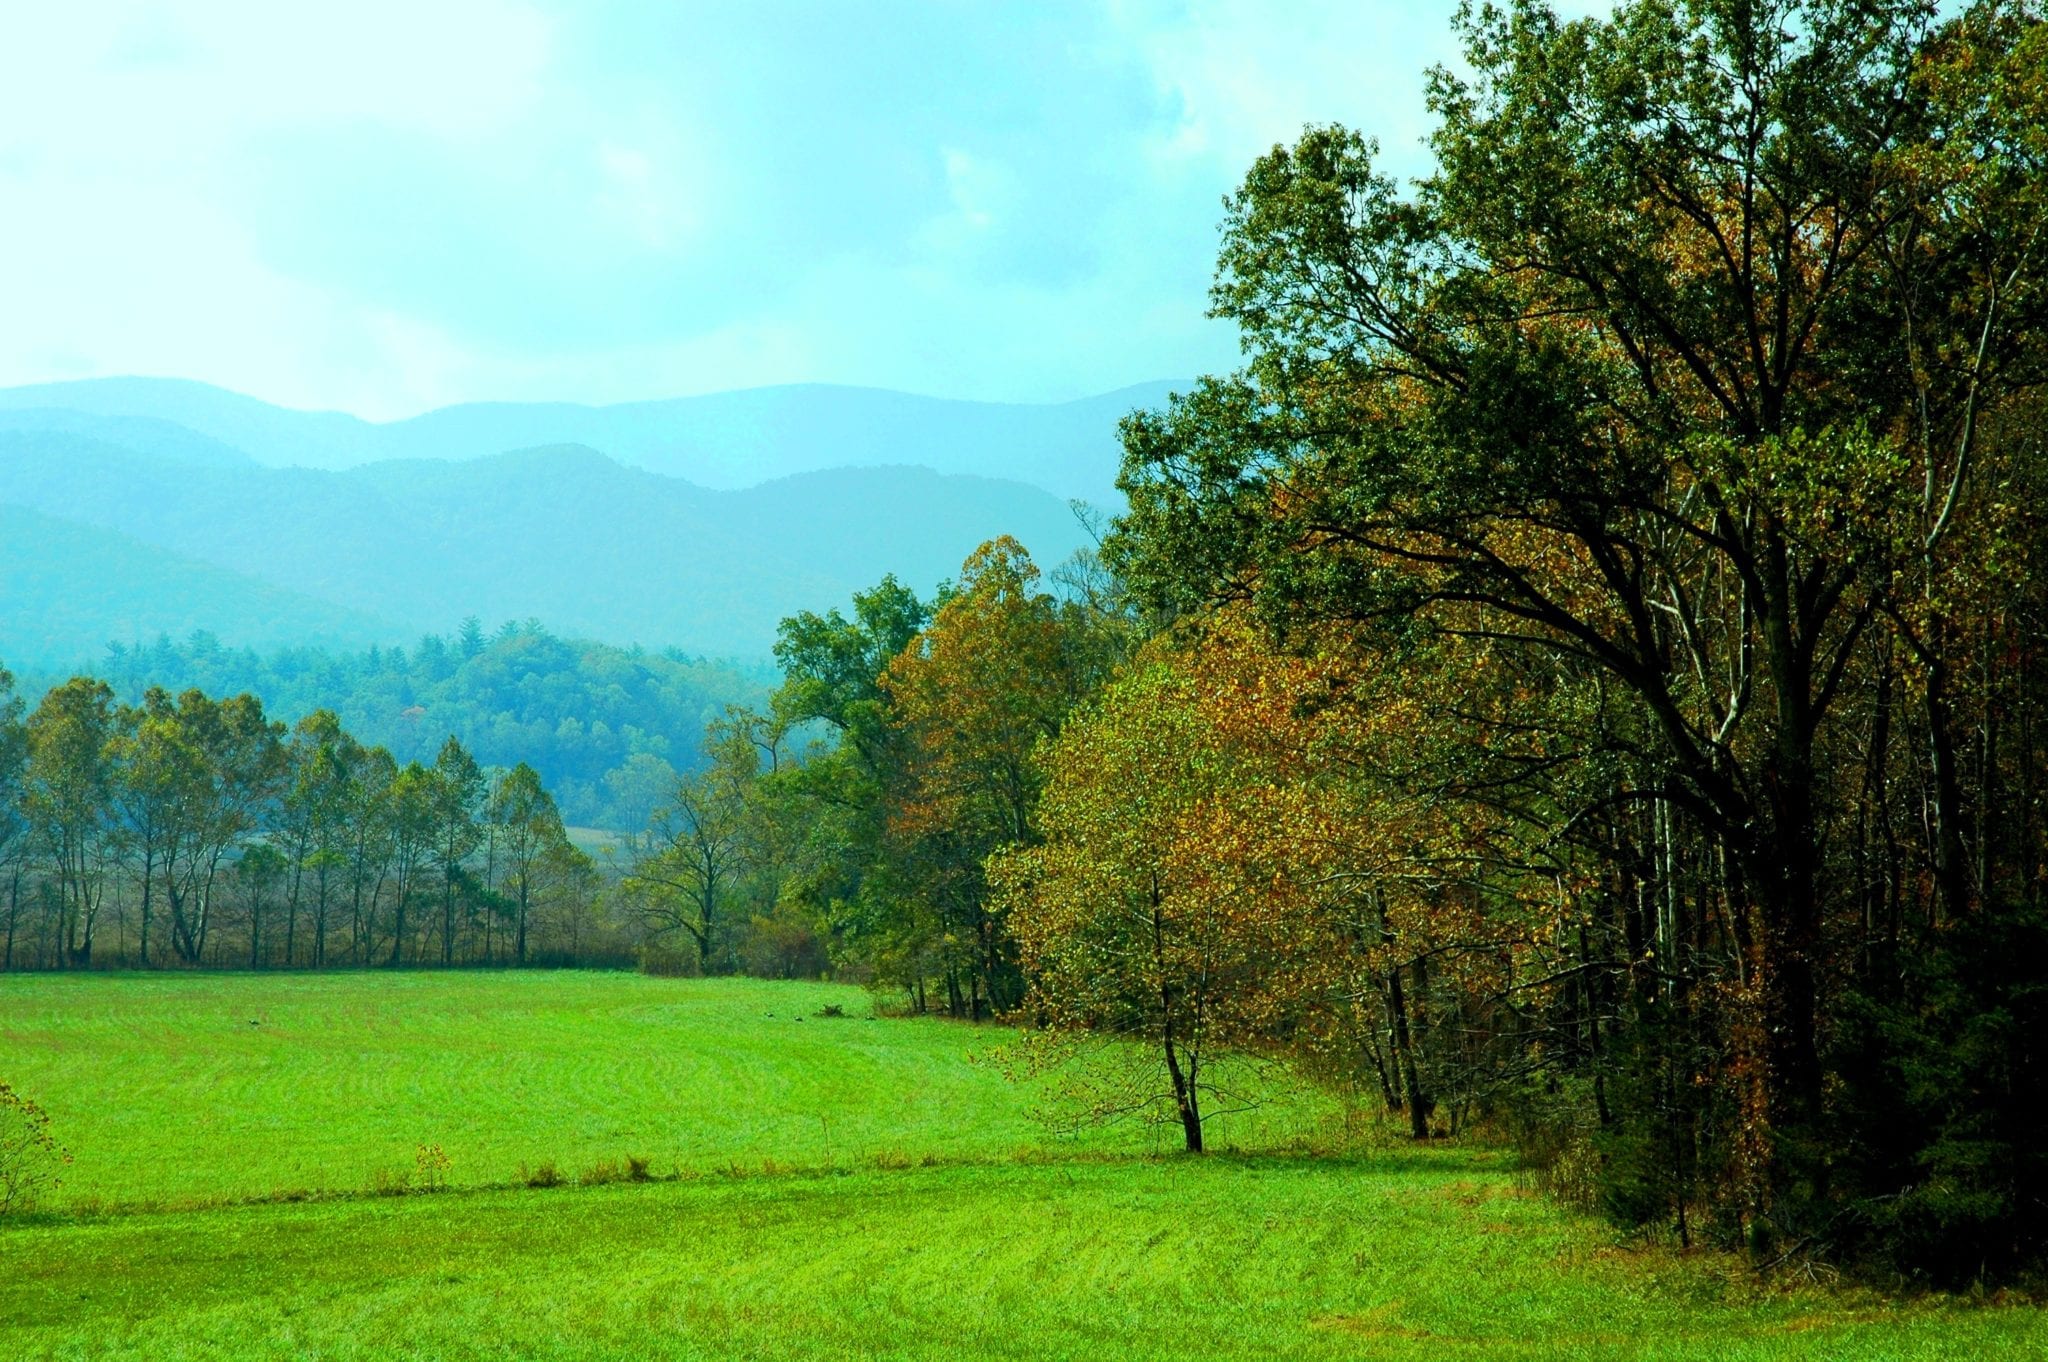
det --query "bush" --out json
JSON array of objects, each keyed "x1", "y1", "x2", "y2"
[
  {"x1": 0, "y1": 1081, "x2": 71, "y2": 1214},
  {"x1": 415, "y1": 1143, "x2": 452, "y2": 1194},
  {"x1": 522, "y1": 1160, "x2": 563, "y2": 1188},
  {"x1": 369, "y1": 1166, "x2": 411, "y2": 1196},
  {"x1": 577, "y1": 1155, "x2": 654, "y2": 1186}
]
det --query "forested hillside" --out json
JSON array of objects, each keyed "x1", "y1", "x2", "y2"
[
  {"x1": 0, "y1": 668, "x2": 599, "y2": 972},
  {"x1": 15, "y1": 625, "x2": 768, "y2": 831},
  {"x1": 0, "y1": 504, "x2": 403, "y2": 658}
]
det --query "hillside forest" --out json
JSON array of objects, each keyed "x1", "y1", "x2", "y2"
[
  {"x1": 2, "y1": 0, "x2": 2045, "y2": 1290},
  {"x1": 42, "y1": 624, "x2": 770, "y2": 829}
]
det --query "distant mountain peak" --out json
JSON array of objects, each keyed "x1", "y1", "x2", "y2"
[
  {"x1": 0, "y1": 418, "x2": 1099, "y2": 663},
  {"x1": 0, "y1": 374, "x2": 1180, "y2": 500}
]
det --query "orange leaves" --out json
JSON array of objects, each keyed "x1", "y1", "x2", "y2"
[
  {"x1": 1004, "y1": 609, "x2": 1417, "y2": 1047},
  {"x1": 883, "y1": 536, "x2": 1075, "y2": 849}
]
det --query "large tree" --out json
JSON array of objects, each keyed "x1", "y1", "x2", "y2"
[
  {"x1": 626, "y1": 723, "x2": 763, "y2": 974},
  {"x1": 430, "y1": 737, "x2": 486, "y2": 965},
  {"x1": 883, "y1": 538, "x2": 1095, "y2": 1017},
  {"x1": 152, "y1": 691, "x2": 286, "y2": 966},
  {"x1": 1001, "y1": 623, "x2": 1344, "y2": 1150},
  {"x1": 1109, "y1": 0, "x2": 2048, "y2": 1254},
  {"x1": 275, "y1": 710, "x2": 364, "y2": 968}
]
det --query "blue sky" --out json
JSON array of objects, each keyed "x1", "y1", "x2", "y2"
[{"x1": 0, "y1": 2, "x2": 1598, "y2": 419}]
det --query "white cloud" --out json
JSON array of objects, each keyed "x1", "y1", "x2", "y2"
[
  {"x1": 1108, "y1": 0, "x2": 1463, "y2": 183},
  {"x1": 0, "y1": 1, "x2": 1613, "y2": 417}
]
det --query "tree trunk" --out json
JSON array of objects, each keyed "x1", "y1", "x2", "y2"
[
  {"x1": 1387, "y1": 962, "x2": 1430, "y2": 1140},
  {"x1": 314, "y1": 867, "x2": 329, "y2": 969},
  {"x1": 441, "y1": 870, "x2": 455, "y2": 967},
  {"x1": 4, "y1": 866, "x2": 19, "y2": 971},
  {"x1": 284, "y1": 865, "x2": 299, "y2": 969},
  {"x1": 1163, "y1": 1027, "x2": 1203, "y2": 1153},
  {"x1": 137, "y1": 853, "x2": 154, "y2": 969},
  {"x1": 1926, "y1": 662, "x2": 1972, "y2": 924},
  {"x1": 516, "y1": 878, "x2": 529, "y2": 966}
]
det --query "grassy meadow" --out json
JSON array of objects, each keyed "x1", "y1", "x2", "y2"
[
  {"x1": 2, "y1": 970, "x2": 2043, "y2": 1360},
  {"x1": 0, "y1": 971, "x2": 1265, "y2": 1205}
]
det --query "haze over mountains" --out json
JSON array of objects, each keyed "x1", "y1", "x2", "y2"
[
  {"x1": 0, "y1": 377, "x2": 1175, "y2": 497},
  {"x1": 0, "y1": 377, "x2": 1175, "y2": 666}
]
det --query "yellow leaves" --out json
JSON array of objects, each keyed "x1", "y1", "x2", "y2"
[
  {"x1": 882, "y1": 538, "x2": 1077, "y2": 847},
  {"x1": 1007, "y1": 606, "x2": 1450, "y2": 1044}
]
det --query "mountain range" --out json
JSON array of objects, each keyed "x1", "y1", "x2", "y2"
[
  {"x1": 0, "y1": 376, "x2": 1176, "y2": 500},
  {"x1": 0, "y1": 377, "x2": 1174, "y2": 667}
]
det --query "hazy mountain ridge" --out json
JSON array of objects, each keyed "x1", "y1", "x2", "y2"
[
  {"x1": 0, "y1": 503, "x2": 404, "y2": 666},
  {"x1": 0, "y1": 375, "x2": 1176, "y2": 502},
  {"x1": 0, "y1": 423, "x2": 1094, "y2": 663},
  {"x1": 0, "y1": 406, "x2": 259, "y2": 470}
]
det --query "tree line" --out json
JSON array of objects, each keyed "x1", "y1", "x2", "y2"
[
  {"x1": 618, "y1": 0, "x2": 2048, "y2": 1285},
  {"x1": 0, "y1": 668, "x2": 599, "y2": 970}
]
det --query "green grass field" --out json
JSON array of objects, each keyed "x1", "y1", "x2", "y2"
[{"x1": 2, "y1": 971, "x2": 2042, "y2": 1359}]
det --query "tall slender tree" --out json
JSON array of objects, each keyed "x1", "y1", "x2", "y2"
[
  {"x1": 431, "y1": 737, "x2": 485, "y2": 965},
  {"x1": 0, "y1": 667, "x2": 30, "y2": 972},
  {"x1": 489, "y1": 762, "x2": 581, "y2": 966},
  {"x1": 23, "y1": 679, "x2": 120, "y2": 967}
]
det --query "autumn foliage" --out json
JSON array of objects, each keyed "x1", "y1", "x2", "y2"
[{"x1": 699, "y1": 0, "x2": 2048, "y2": 1288}]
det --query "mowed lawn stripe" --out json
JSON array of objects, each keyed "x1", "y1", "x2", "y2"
[
  {"x1": 4, "y1": 1160, "x2": 2041, "y2": 1361},
  {"x1": 3, "y1": 972, "x2": 2040, "y2": 1359}
]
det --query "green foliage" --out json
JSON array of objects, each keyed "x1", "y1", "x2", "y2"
[
  {"x1": 1103, "y1": 0, "x2": 2048, "y2": 1277},
  {"x1": 1831, "y1": 899, "x2": 2048, "y2": 1286},
  {"x1": 0, "y1": 657, "x2": 614, "y2": 971},
  {"x1": 736, "y1": 540, "x2": 1132, "y2": 1017},
  {"x1": 414, "y1": 1142, "x2": 453, "y2": 1194},
  {"x1": 68, "y1": 623, "x2": 769, "y2": 830}
]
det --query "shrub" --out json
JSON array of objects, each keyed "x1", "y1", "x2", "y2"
[
  {"x1": 580, "y1": 1155, "x2": 654, "y2": 1186},
  {"x1": 522, "y1": 1160, "x2": 563, "y2": 1188},
  {"x1": 1831, "y1": 900, "x2": 2048, "y2": 1285},
  {"x1": 414, "y1": 1143, "x2": 453, "y2": 1194},
  {"x1": 0, "y1": 1081, "x2": 71, "y2": 1214}
]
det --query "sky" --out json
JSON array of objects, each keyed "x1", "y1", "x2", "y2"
[{"x1": 0, "y1": 2, "x2": 1597, "y2": 420}]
